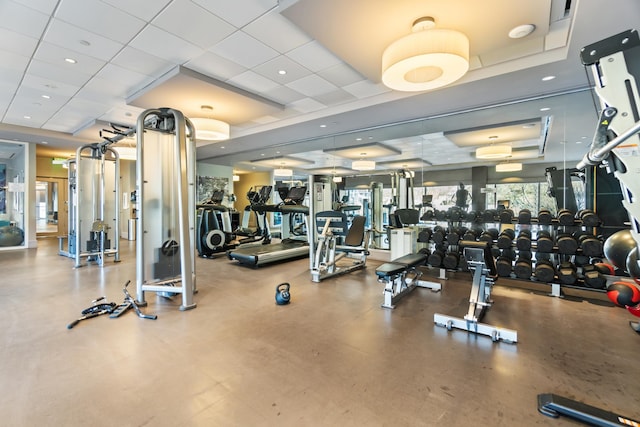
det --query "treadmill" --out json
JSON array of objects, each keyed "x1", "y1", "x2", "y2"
[{"x1": 226, "y1": 186, "x2": 310, "y2": 267}]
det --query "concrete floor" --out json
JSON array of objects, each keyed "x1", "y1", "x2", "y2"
[{"x1": 0, "y1": 238, "x2": 638, "y2": 426}]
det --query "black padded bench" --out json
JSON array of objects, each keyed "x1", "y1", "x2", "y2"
[
  {"x1": 376, "y1": 253, "x2": 427, "y2": 279},
  {"x1": 377, "y1": 253, "x2": 441, "y2": 309}
]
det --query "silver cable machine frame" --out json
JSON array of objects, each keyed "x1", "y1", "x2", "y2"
[
  {"x1": 63, "y1": 144, "x2": 121, "y2": 268},
  {"x1": 135, "y1": 108, "x2": 196, "y2": 311}
]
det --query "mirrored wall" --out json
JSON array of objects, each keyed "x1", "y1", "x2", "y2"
[{"x1": 0, "y1": 141, "x2": 27, "y2": 249}]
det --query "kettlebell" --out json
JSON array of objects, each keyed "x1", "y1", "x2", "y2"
[{"x1": 275, "y1": 283, "x2": 291, "y2": 305}]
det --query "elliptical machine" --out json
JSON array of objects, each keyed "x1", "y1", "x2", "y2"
[
  {"x1": 196, "y1": 190, "x2": 237, "y2": 258},
  {"x1": 235, "y1": 186, "x2": 273, "y2": 245}
]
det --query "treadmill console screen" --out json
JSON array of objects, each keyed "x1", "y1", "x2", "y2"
[
  {"x1": 210, "y1": 190, "x2": 225, "y2": 203},
  {"x1": 287, "y1": 186, "x2": 307, "y2": 204}
]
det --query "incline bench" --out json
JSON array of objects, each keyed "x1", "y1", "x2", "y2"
[{"x1": 376, "y1": 252, "x2": 443, "y2": 309}]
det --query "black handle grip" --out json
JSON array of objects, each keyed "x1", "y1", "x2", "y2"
[{"x1": 67, "y1": 319, "x2": 80, "y2": 329}]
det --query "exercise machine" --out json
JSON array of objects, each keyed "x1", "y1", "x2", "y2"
[
  {"x1": 135, "y1": 108, "x2": 196, "y2": 311},
  {"x1": 376, "y1": 253, "x2": 442, "y2": 309},
  {"x1": 236, "y1": 185, "x2": 273, "y2": 244},
  {"x1": 60, "y1": 143, "x2": 121, "y2": 268},
  {"x1": 434, "y1": 240, "x2": 518, "y2": 343},
  {"x1": 196, "y1": 190, "x2": 237, "y2": 257},
  {"x1": 535, "y1": 29, "x2": 640, "y2": 427},
  {"x1": 227, "y1": 186, "x2": 309, "y2": 266},
  {"x1": 311, "y1": 211, "x2": 369, "y2": 282}
]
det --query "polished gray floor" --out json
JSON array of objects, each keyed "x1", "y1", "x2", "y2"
[{"x1": 0, "y1": 238, "x2": 638, "y2": 426}]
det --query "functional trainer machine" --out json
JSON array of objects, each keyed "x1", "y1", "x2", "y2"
[
  {"x1": 310, "y1": 210, "x2": 369, "y2": 282},
  {"x1": 434, "y1": 240, "x2": 518, "y2": 343},
  {"x1": 135, "y1": 108, "x2": 196, "y2": 311},
  {"x1": 536, "y1": 29, "x2": 640, "y2": 427},
  {"x1": 60, "y1": 144, "x2": 121, "y2": 268}
]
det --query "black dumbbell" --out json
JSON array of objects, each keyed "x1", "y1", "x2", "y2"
[
  {"x1": 421, "y1": 210, "x2": 435, "y2": 221},
  {"x1": 534, "y1": 259, "x2": 555, "y2": 282},
  {"x1": 432, "y1": 226, "x2": 446, "y2": 244},
  {"x1": 574, "y1": 254, "x2": 591, "y2": 267},
  {"x1": 518, "y1": 209, "x2": 532, "y2": 224},
  {"x1": 535, "y1": 251, "x2": 552, "y2": 262},
  {"x1": 482, "y1": 209, "x2": 497, "y2": 222},
  {"x1": 496, "y1": 256, "x2": 513, "y2": 277},
  {"x1": 514, "y1": 252, "x2": 533, "y2": 279},
  {"x1": 556, "y1": 234, "x2": 578, "y2": 254},
  {"x1": 536, "y1": 230, "x2": 554, "y2": 253},
  {"x1": 465, "y1": 210, "x2": 479, "y2": 222},
  {"x1": 418, "y1": 228, "x2": 432, "y2": 243},
  {"x1": 443, "y1": 251, "x2": 460, "y2": 270},
  {"x1": 435, "y1": 209, "x2": 447, "y2": 221},
  {"x1": 428, "y1": 249, "x2": 445, "y2": 267},
  {"x1": 479, "y1": 228, "x2": 499, "y2": 243},
  {"x1": 579, "y1": 234, "x2": 604, "y2": 257},
  {"x1": 448, "y1": 207, "x2": 464, "y2": 221},
  {"x1": 417, "y1": 247, "x2": 431, "y2": 256},
  {"x1": 501, "y1": 248, "x2": 517, "y2": 261},
  {"x1": 557, "y1": 208, "x2": 575, "y2": 226},
  {"x1": 462, "y1": 229, "x2": 479, "y2": 242},
  {"x1": 497, "y1": 228, "x2": 516, "y2": 249},
  {"x1": 500, "y1": 209, "x2": 515, "y2": 224},
  {"x1": 582, "y1": 264, "x2": 606, "y2": 289},
  {"x1": 516, "y1": 229, "x2": 532, "y2": 251},
  {"x1": 446, "y1": 228, "x2": 462, "y2": 245},
  {"x1": 577, "y1": 209, "x2": 601, "y2": 227},
  {"x1": 538, "y1": 209, "x2": 553, "y2": 225},
  {"x1": 557, "y1": 261, "x2": 578, "y2": 285}
]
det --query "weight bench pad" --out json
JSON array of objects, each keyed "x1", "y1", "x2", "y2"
[{"x1": 375, "y1": 254, "x2": 427, "y2": 277}]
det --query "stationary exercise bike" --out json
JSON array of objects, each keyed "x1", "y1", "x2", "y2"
[{"x1": 196, "y1": 190, "x2": 237, "y2": 257}]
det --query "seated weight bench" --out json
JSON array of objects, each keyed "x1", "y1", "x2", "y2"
[
  {"x1": 433, "y1": 240, "x2": 518, "y2": 343},
  {"x1": 377, "y1": 253, "x2": 442, "y2": 309}
]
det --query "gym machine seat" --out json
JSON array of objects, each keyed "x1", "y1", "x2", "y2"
[
  {"x1": 434, "y1": 240, "x2": 518, "y2": 343},
  {"x1": 377, "y1": 253, "x2": 442, "y2": 309}
]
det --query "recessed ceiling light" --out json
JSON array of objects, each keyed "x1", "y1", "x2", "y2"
[
  {"x1": 488, "y1": 135, "x2": 499, "y2": 140},
  {"x1": 41, "y1": 94, "x2": 50, "y2": 99},
  {"x1": 356, "y1": 138, "x2": 362, "y2": 141},
  {"x1": 64, "y1": 58, "x2": 77, "y2": 64},
  {"x1": 508, "y1": 24, "x2": 536, "y2": 39},
  {"x1": 278, "y1": 70, "x2": 286, "y2": 75},
  {"x1": 261, "y1": 153, "x2": 265, "y2": 156},
  {"x1": 79, "y1": 40, "x2": 91, "y2": 46},
  {"x1": 41, "y1": 141, "x2": 48, "y2": 145},
  {"x1": 320, "y1": 124, "x2": 327, "y2": 128},
  {"x1": 540, "y1": 107, "x2": 550, "y2": 111},
  {"x1": 125, "y1": 112, "x2": 132, "y2": 117},
  {"x1": 45, "y1": 84, "x2": 57, "y2": 89},
  {"x1": 542, "y1": 75, "x2": 556, "y2": 81},
  {"x1": 23, "y1": 115, "x2": 31, "y2": 119}
]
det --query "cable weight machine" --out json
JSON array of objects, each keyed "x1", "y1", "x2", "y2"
[{"x1": 135, "y1": 108, "x2": 196, "y2": 311}]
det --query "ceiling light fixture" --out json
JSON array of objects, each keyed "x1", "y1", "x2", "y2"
[
  {"x1": 496, "y1": 162, "x2": 523, "y2": 172},
  {"x1": 191, "y1": 105, "x2": 230, "y2": 141},
  {"x1": 508, "y1": 24, "x2": 536, "y2": 39},
  {"x1": 274, "y1": 167, "x2": 293, "y2": 177},
  {"x1": 332, "y1": 176, "x2": 343, "y2": 183},
  {"x1": 64, "y1": 58, "x2": 77, "y2": 64},
  {"x1": 476, "y1": 144, "x2": 512, "y2": 159},
  {"x1": 352, "y1": 160, "x2": 376, "y2": 171},
  {"x1": 382, "y1": 16, "x2": 469, "y2": 92},
  {"x1": 233, "y1": 174, "x2": 240, "y2": 182}
]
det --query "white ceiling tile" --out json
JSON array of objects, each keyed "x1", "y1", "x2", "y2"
[
  {"x1": 44, "y1": 18, "x2": 124, "y2": 62},
  {"x1": 13, "y1": 85, "x2": 70, "y2": 110},
  {"x1": 227, "y1": 70, "x2": 280, "y2": 93},
  {"x1": 243, "y1": 10, "x2": 311, "y2": 53},
  {"x1": 287, "y1": 41, "x2": 342, "y2": 73},
  {"x1": 96, "y1": 63, "x2": 154, "y2": 96},
  {"x1": 0, "y1": 1, "x2": 49, "y2": 39},
  {"x1": 288, "y1": 97, "x2": 325, "y2": 113},
  {"x1": 262, "y1": 85, "x2": 305, "y2": 104},
  {"x1": 314, "y1": 89, "x2": 356, "y2": 106},
  {"x1": 12, "y1": 0, "x2": 58, "y2": 15},
  {"x1": 28, "y1": 59, "x2": 93, "y2": 87},
  {"x1": 285, "y1": 74, "x2": 338, "y2": 97},
  {"x1": 153, "y1": 0, "x2": 236, "y2": 49},
  {"x1": 342, "y1": 80, "x2": 390, "y2": 99},
  {"x1": 34, "y1": 42, "x2": 106, "y2": 75},
  {"x1": 80, "y1": 75, "x2": 134, "y2": 99},
  {"x1": 253, "y1": 55, "x2": 312, "y2": 84},
  {"x1": 99, "y1": 105, "x2": 143, "y2": 126},
  {"x1": 111, "y1": 46, "x2": 174, "y2": 78},
  {"x1": 21, "y1": 73, "x2": 82, "y2": 97},
  {"x1": 185, "y1": 51, "x2": 247, "y2": 81},
  {"x1": 0, "y1": 28, "x2": 38, "y2": 57},
  {"x1": 210, "y1": 31, "x2": 279, "y2": 68},
  {"x1": 317, "y1": 63, "x2": 365, "y2": 87},
  {"x1": 191, "y1": 0, "x2": 277, "y2": 28},
  {"x1": 101, "y1": 0, "x2": 172, "y2": 22},
  {"x1": 129, "y1": 25, "x2": 205, "y2": 64},
  {"x1": 4, "y1": 113, "x2": 47, "y2": 129},
  {"x1": 0, "y1": 49, "x2": 31, "y2": 75},
  {"x1": 55, "y1": 0, "x2": 146, "y2": 44}
]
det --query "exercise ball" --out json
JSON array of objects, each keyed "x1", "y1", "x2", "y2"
[
  {"x1": 606, "y1": 281, "x2": 640, "y2": 307},
  {"x1": 0, "y1": 225, "x2": 24, "y2": 247},
  {"x1": 627, "y1": 248, "x2": 640, "y2": 281},
  {"x1": 603, "y1": 230, "x2": 637, "y2": 270}
]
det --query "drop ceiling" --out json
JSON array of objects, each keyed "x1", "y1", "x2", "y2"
[{"x1": 0, "y1": 0, "x2": 638, "y2": 178}]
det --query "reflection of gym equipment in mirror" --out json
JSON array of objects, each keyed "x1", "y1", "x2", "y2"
[
  {"x1": 234, "y1": 185, "x2": 273, "y2": 245},
  {"x1": 59, "y1": 145, "x2": 120, "y2": 268},
  {"x1": 35, "y1": 179, "x2": 64, "y2": 235},
  {"x1": 196, "y1": 190, "x2": 238, "y2": 257},
  {"x1": 135, "y1": 108, "x2": 196, "y2": 311},
  {"x1": 434, "y1": 240, "x2": 518, "y2": 343},
  {"x1": 311, "y1": 211, "x2": 369, "y2": 282}
]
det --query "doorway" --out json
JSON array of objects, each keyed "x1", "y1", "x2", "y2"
[{"x1": 35, "y1": 178, "x2": 67, "y2": 237}]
